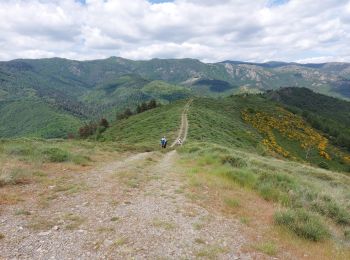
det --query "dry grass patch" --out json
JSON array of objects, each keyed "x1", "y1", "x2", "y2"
[
  {"x1": 196, "y1": 245, "x2": 227, "y2": 259},
  {"x1": 152, "y1": 218, "x2": 176, "y2": 230},
  {"x1": 14, "y1": 209, "x2": 31, "y2": 216},
  {"x1": 63, "y1": 213, "x2": 85, "y2": 230},
  {"x1": 28, "y1": 216, "x2": 58, "y2": 230},
  {"x1": 253, "y1": 241, "x2": 278, "y2": 256},
  {"x1": 113, "y1": 236, "x2": 128, "y2": 246},
  {"x1": 0, "y1": 191, "x2": 24, "y2": 205}
]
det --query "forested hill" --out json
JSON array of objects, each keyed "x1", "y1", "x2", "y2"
[{"x1": 1, "y1": 57, "x2": 350, "y2": 138}]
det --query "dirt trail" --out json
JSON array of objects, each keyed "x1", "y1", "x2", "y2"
[
  {"x1": 170, "y1": 99, "x2": 192, "y2": 148},
  {"x1": 0, "y1": 101, "x2": 258, "y2": 259}
]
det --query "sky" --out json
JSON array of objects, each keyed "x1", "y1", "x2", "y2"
[{"x1": 0, "y1": 0, "x2": 349, "y2": 63}]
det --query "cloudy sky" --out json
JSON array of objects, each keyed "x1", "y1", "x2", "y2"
[{"x1": 0, "y1": 0, "x2": 349, "y2": 63}]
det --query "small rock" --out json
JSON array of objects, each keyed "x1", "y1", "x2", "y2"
[
  {"x1": 38, "y1": 231, "x2": 51, "y2": 236},
  {"x1": 52, "y1": 226, "x2": 59, "y2": 231},
  {"x1": 48, "y1": 185, "x2": 56, "y2": 189}
]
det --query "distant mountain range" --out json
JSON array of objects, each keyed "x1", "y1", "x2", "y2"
[{"x1": 0, "y1": 57, "x2": 349, "y2": 138}]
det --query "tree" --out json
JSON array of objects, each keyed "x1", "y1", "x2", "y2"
[
  {"x1": 117, "y1": 108, "x2": 133, "y2": 120},
  {"x1": 140, "y1": 102, "x2": 148, "y2": 112},
  {"x1": 99, "y1": 118, "x2": 109, "y2": 129},
  {"x1": 136, "y1": 104, "x2": 142, "y2": 114},
  {"x1": 79, "y1": 122, "x2": 97, "y2": 138},
  {"x1": 148, "y1": 99, "x2": 157, "y2": 109}
]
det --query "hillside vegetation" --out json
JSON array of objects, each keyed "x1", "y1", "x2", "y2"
[
  {"x1": 1, "y1": 57, "x2": 350, "y2": 138},
  {"x1": 188, "y1": 95, "x2": 350, "y2": 172},
  {"x1": 1, "y1": 92, "x2": 350, "y2": 258}
]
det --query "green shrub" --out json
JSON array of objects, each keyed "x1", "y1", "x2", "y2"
[
  {"x1": 311, "y1": 198, "x2": 350, "y2": 225},
  {"x1": 256, "y1": 172, "x2": 298, "y2": 205},
  {"x1": 42, "y1": 147, "x2": 69, "y2": 162},
  {"x1": 71, "y1": 155, "x2": 91, "y2": 166},
  {"x1": 258, "y1": 183, "x2": 281, "y2": 202},
  {"x1": 220, "y1": 154, "x2": 247, "y2": 168},
  {"x1": 318, "y1": 161, "x2": 329, "y2": 170},
  {"x1": 6, "y1": 145, "x2": 32, "y2": 156},
  {"x1": 274, "y1": 209, "x2": 330, "y2": 241},
  {"x1": 258, "y1": 172, "x2": 297, "y2": 193},
  {"x1": 223, "y1": 168, "x2": 257, "y2": 188}
]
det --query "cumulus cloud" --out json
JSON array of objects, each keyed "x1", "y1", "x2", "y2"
[{"x1": 0, "y1": 0, "x2": 349, "y2": 62}]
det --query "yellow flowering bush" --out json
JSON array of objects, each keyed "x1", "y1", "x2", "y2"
[{"x1": 241, "y1": 108, "x2": 331, "y2": 160}]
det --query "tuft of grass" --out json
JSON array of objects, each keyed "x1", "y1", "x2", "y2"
[
  {"x1": 63, "y1": 213, "x2": 85, "y2": 230},
  {"x1": 113, "y1": 237, "x2": 127, "y2": 246},
  {"x1": 110, "y1": 217, "x2": 119, "y2": 222},
  {"x1": 220, "y1": 154, "x2": 247, "y2": 168},
  {"x1": 194, "y1": 238, "x2": 206, "y2": 244},
  {"x1": 193, "y1": 222, "x2": 205, "y2": 230},
  {"x1": 240, "y1": 216, "x2": 251, "y2": 225},
  {"x1": 254, "y1": 241, "x2": 278, "y2": 256},
  {"x1": 15, "y1": 209, "x2": 31, "y2": 216},
  {"x1": 28, "y1": 217, "x2": 57, "y2": 230},
  {"x1": 0, "y1": 168, "x2": 33, "y2": 187},
  {"x1": 224, "y1": 198, "x2": 240, "y2": 208},
  {"x1": 222, "y1": 168, "x2": 257, "y2": 188},
  {"x1": 196, "y1": 245, "x2": 226, "y2": 259},
  {"x1": 344, "y1": 229, "x2": 350, "y2": 240},
  {"x1": 310, "y1": 196, "x2": 350, "y2": 225},
  {"x1": 256, "y1": 172, "x2": 297, "y2": 205},
  {"x1": 71, "y1": 155, "x2": 91, "y2": 166},
  {"x1": 42, "y1": 147, "x2": 70, "y2": 162},
  {"x1": 274, "y1": 209, "x2": 330, "y2": 241},
  {"x1": 0, "y1": 233, "x2": 4, "y2": 239},
  {"x1": 152, "y1": 219, "x2": 176, "y2": 230}
]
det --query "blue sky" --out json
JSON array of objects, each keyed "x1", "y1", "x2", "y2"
[{"x1": 0, "y1": 0, "x2": 349, "y2": 63}]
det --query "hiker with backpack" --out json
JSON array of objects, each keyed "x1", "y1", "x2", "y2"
[{"x1": 160, "y1": 136, "x2": 167, "y2": 148}]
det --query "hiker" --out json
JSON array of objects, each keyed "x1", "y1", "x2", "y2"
[
  {"x1": 177, "y1": 138, "x2": 182, "y2": 146},
  {"x1": 160, "y1": 136, "x2": 167, "y2": 148}
]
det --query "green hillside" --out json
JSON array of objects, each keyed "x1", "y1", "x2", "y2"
[
  {"x1": 103, "y1": 100, "x2": 186, "y2": 150},
  {"x1": 0, "y1": 99, "x2": 81, "y2": 138},
  {"x1": 187, "y1": 95, "x2": 350, "y2": 172},
  {"x1": 1, "y1": 57, "x2": 350, "y2": 138},
  {"x1": 266, "y1": 87, "x2": 350, "y2": 151}
]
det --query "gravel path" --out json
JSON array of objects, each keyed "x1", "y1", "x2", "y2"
[
  {"x1": 170, "y1": 99, "x2": 192, "y2": 148},
  {"x1": 0, "y1": 150, "x2": 253, "y2": 259}
]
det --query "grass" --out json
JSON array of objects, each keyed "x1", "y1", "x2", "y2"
[
  {"x1": 194, "y1": 238, "x2": 206, "y2": 244},
  {"x1": 28, "y1": 217, "x2": 58, "y2": 230},
  {"x1": 196, "y1": 245, "x2": 227, "y2": 259},
  {"x1": 14, "y1": 209, "x2": 31, "y2": 216},
  {"x1": 187, "y1": 96, "x2": 350, "y2": 172},
  {"x1": 274, "y1": 209, "x2": 330, "y2": 241},
  {"x1": 224, "y1": 198, "x2": 240, "y2": 208},
  {"x1": 113, "y1": 237, "x2": 128, "y2": 246},
  {"x1": 152, "y1": 219, "x2": 176, "y2": 230},
  {"x1": 103, "y1": 100, "x2": 185, "y2": 150},
  {"x1": 63, "y1": 213, "x2": 85, "y2": 230},
  {"x1": 179, "y1": 142, "x2": 350, "y2": 245},
  {"x1": 0, "y1": 168, "x2": 33, "y2": 187},
  {"x1": 0, "y1": 233, "x2": 4, "y2": 239},
  {"x1": 254, "y1": 241, "x2": 278, "y2": 256},
  {"x1": 110, "y1": 216, "x2": 119, "y2": 222}
]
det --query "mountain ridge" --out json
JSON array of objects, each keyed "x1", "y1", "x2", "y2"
[{"x1": 1, "y1": 56, "x2": 350, "y2": 138}]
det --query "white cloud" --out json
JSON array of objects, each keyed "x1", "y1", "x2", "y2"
[{"x1": 0, "y1": 0, "x2": 349, "y2": 62}]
